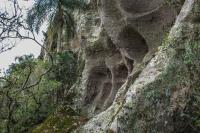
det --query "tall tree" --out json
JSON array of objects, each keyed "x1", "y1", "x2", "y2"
[{"x1": 27, "y1": 0, "x2": 87, "y2": 52}]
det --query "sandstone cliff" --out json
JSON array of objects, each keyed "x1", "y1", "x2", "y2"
[{"x1": 38, "y1": 0, "x2": 200, "y2": 132}]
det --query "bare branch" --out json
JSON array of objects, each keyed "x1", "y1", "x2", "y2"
[{"x1": 0, "y1": 0, "x2": 23, "y2": 53}]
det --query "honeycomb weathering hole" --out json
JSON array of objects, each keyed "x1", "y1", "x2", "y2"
[
  {"x1": 101, "y1": 82, "x2": 112, "y2": 101},
  {"x1": 114, "y1": 63, "x2": 128, "y2": 79},
  {"x1": 118, "y1": 26, "x2": 148, "y2": 62},
  {"x1": 120, "y1": 0, "x2": 164, "y2": 14},
  {"x1": 84, "y1": 66, "x2": 112, "y2": 105},
  {"x1": 84, "y1": 62, "x2": 130, "y2": 112},
  {"x1": 118, "y1": 26, "x2": 148, "y2": 49},
  {"x1": 103, "y1": 63, "x2": 129, "y2": 108}
]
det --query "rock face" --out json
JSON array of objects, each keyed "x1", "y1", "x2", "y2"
[
  {"x1": 70, "y1": 0, "x2": 200, "y2": 132},
  {"x1": 45, "y1": 0, "x2": 200, "y2": 132},
  {"x1": 79, "y1": 0, "x2": 181, "y2": 116},
  {"x1": 101, "y1": 0, "x2": 178, "y2": 61}
]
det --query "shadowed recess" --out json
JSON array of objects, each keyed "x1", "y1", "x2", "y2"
[{"x1": 120, "y1": 0, "x2": 163, "y2": 14}]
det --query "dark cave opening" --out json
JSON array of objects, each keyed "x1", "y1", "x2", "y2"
[{"x1": 118, "y1": 26, "x2": 149, "y2": 62}]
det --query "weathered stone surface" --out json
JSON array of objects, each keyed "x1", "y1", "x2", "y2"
[
  {"x1": 79, "y1": 0, "x2": 182, "y2": 116},
  {"x1": 80, "y1": 29, "x2": 129, "y2": 115},
  {"x1": 74, "y1": 0, "x2": 200, "y2": 132},
  {"x1": 101, "y1": 0, "x2": 180, "y2": 63},
  {"x1": 38, "y1": 0, "x2": 200, "y2": 132}
]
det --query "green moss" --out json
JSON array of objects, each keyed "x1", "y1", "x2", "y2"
[
  {"x1": 107, "y1": 129, "x2": 115, "y2": 133},
  {"x1": 31, "y1": 106, "x2": 88, "y2": 133}
]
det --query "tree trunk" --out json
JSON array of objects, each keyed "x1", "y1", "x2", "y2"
[{"x1": 56, "y1": 27, "x2": 62, "y2": 53}]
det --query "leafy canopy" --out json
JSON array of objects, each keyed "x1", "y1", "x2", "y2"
[{"x1": 27, "y1": 0, "x2": 87, "y2": 38}]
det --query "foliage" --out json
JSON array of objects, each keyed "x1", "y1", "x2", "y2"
[
  {"x1": 0, "y1": 0, "x2": 83, "y2": 132},
  {"x1": 27, "y1": 0, "x2": 87, "y2": 39},
  {"x1": 0, "y1": 55, "x2": 61, "y2": 133},
  {"x1": 0, "y1": 0, "x2": 23, "y2": 54},
  {"x1": 183, "y1": 41, "x2": 200, "y2": 65},
  {"x1": 54, "y1": 51, "x2": 78, "y2": 83},
  {"x1": 0, "y1": 51, "x2": 79, "y2": 132},
  {"x1": 49, "y1": 51, "x2": 79, "y2": 103},
  {"x1": 183, "y1": 41, "x2": 200, "y2": 130}
]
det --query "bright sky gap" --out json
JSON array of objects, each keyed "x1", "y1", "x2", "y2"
[{"x1": 0, "y1": 0, "x2": 46, "y2": 76}]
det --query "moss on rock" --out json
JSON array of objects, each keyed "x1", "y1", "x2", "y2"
[{"x1": 31, "y1": 106, "x2": 89, "y2": 133}]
